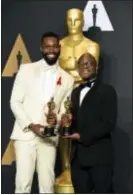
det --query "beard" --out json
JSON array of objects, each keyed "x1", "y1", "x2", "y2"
[{"x1": 41, "y1": 52, "x2": 60, "y2": 66}]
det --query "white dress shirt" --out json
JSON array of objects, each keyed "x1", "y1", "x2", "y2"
[
  {"x1": 41, "y1": 59, "x2": 58, "y2": 105},
  {"x1": 80, "y1": 82, "x2": 95, "y2": 106}
]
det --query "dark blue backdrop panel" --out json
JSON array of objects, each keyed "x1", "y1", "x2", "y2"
[{"x1": 1, "y1": 0, "x2": 132, "y2": 193}]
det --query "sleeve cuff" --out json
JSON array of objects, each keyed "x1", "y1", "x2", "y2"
[{"x1": 22, "y1": 122, "x2": 33, "y2": 132}]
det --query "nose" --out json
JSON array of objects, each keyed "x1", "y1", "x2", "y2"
[
  {"x1": 71, "y1": 18, "x2": 76, "y2": 26},
  {"x1": 83, "y1": 63, "x2": 88, "y2": 69},
  {"x1": 48, "y1": 47, "x2": 54, "y2": 53}
]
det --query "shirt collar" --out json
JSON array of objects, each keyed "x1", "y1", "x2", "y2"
[{"x1": 39, "y1": 58, "x2": 59, "y2": 72}]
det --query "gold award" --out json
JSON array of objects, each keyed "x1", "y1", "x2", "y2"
[
  {"x1": 60, "y1": 96, "x2": 72, "y2": 136},
  {"x1": 44, "y1": 97, "x2": 56, "y2": 137},
  {"x1": 59, "y1": 8, "x2": 100, "y2": 85}
]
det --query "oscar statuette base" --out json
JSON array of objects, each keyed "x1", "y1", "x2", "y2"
[{"x1": 55, "y1": 169, "x2": 74, "y2": 193}]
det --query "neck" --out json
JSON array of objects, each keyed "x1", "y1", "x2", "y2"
[
  {"x1": 42, "y1": 58, "x2": 58, "y2": 67},
  {"x1": 68, "y1": 33, "x2": 84, "y2": 42}
]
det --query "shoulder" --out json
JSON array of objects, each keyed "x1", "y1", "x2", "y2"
[
  {"x1": 18, "y1": 60, "x2": 40, "y2": 72},
  {"x1": 59, "y1": 67, "x2": 74, "y2": 84},
  {"x1": 98, "y1": 84, "x2": 117, "y2": 98},
  {"x1": 60, "y1": 37, "x2": 69, "y2": 46},
  {"x1": 84, "y1": 37, "x2": 100, "y2": 48},
  {"x1": 71, "y1": 85, "x2": 80, "y2": 97}
]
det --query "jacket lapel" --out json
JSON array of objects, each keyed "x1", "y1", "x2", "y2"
[
  {"x1": 33, "y1": 62, "x2": 67, "y2": 112},
  {"x1": 53, "y1": 68, "x2": 66, "y2": 110},
  {"x1": 72, "y1": 86, "x2": 81, "y2": 110},
  {"x1": 31, "y1": 62, "x2": 44, "y2": 104},
  {"x1": 80, "y1": 80, "x2": 99, "y2": 107}
]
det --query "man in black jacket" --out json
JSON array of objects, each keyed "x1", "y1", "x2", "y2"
[{"x1": 61, "y1": 53, "x2": 117, "y2": 193}]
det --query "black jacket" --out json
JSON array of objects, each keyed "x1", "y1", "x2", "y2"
[{"x1": 70, "y1": 81, "x2": 117, "y2": 166}]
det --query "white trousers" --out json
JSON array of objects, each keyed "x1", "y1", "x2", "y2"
[{"x1": 14, "y1": 137, "x2": 56, "y2": 193}]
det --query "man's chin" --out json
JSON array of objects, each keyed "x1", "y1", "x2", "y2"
[
  {"x1": 42, "y1": 52, "x2": 60, "y2": 66},
  {"x1": 82, "y1": 75, "x2": 92, "y2": 81},
  {"x1": 44, "y1": 58, "x2": 58, "y2": 65},
  {"x1": 82, "y1": 74, "x2": 90, "y2": 79}
]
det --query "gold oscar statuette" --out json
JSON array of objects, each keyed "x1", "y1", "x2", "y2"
[
  {"x1": 55, "y1": 97, "x2": 74, "y2": 193},
  {"x1": 44, "y1": 97, "x2": 56, "y2": 137},
  {"x1": 59, "y1": 8, "x2": 100, "y2": 85},
  {"x1": 60, "y1": 96, "x2": 72, "y2": 136}
]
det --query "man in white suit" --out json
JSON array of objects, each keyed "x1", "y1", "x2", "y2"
[{"x1": 10, "y1": 32, "x2": 74, "y2": 193}]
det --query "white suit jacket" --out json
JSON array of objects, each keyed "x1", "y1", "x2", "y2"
[{"x1": 10, "y1": 59, "x2": 74, "y2": 144}]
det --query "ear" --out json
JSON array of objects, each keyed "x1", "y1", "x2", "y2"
[
  {"x1": 82, "y1": 19, "x2": 84, "y2": 26},
  {"x1": 59, "y1": 44, "x2": 61, "y2": 49},
  {"x1": 96, "y1": 65, "x2": 99, "y2": 74},
  {"x1": 40, "y1": 47, "x2": 42, "y2": 52}
]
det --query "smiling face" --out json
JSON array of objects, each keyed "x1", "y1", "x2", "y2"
[
  {"x1": 40, "y1": 36, "x2": 60, "y2": 65},
  {"x1": 67, "y1": 9, "x2": 83, "y2": 35},
  {"x1": 77, "y1": 53, "x2": 97, "y2": 81}
]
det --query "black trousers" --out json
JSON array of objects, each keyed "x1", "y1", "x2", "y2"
[{"x1": 71, "y1": 156, "x2": 113, "y2": 194}]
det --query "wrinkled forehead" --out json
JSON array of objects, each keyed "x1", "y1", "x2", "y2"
[
  {"x1": 78, "y1": 53, "x2": 91, "y2": 63},
  {"x1": 42, "y1": 36, "x2": 58, "y2": 44},
  {"x1": 67, "y1": 9, "x2": 83, "y2": 20},
  {"x1": 78, "y1": 53, "x2": 97, "y2": 67}
]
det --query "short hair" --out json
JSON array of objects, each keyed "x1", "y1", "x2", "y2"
[
  {"x1": 87, "y1": 53, "x2": 97, "y2": 66},
  {"x1": 40, "y1": 32, "x2": 60, "y2": 43},
  {"x1": 78, "y1": 53, "x2": 97, "y2": 66}
]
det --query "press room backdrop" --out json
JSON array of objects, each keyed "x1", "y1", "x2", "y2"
[{"x1": 1, "y1": 0, "x2": 132, "y2": 193}]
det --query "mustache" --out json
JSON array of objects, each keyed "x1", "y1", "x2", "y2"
[
  {"x1": 42, "y1": 51, "x2": 60, "y2": 58},
  {"x1": 41, "y1": 51, "x2": 60, "y2": 65},
  {"x1": 45, "y1": 53, "x2": 57, "y2": 55}
]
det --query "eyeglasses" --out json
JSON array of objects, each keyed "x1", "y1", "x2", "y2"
[{"x1": 78, "y1": 61, "x2": 94, "y2": 67}]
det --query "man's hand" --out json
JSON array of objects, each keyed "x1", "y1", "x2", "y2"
[
  {"x1": 62, "y1": 133, "x2": 80, "y2": 140},
  {"x1": 61, "y1": 114, "x2": 72, "y2": 127},
  {"x1": 29, "y1": 123, "x2": 44, "y2": 137},
  {"x1": 46, "y1": 113, "x2": 57, "y2": 126}
]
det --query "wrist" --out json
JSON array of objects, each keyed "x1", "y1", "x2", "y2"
[
  {"x1": 28, "y1": 123, "x2": 34, "y2": 130},
  {"x1": 23, "y1": 123, "x2": 33, "y2": 132},
  {"x1": 78, "y1": 134, "x2": 81, "y2": 142}
]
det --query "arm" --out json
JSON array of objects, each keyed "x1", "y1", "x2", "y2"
[
  {"x1": 10, "y1": 64, "x2": 33, "y2": 131},
  {"x1": 80, "y1": 85, "x2": 117, "y2": 146}
]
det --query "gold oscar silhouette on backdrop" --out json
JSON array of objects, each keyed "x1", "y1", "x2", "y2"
[
  {"x1": 2, "y1": 34, "x2": 31, "y2": 77},
  {"x1": 55, "y1": 8, "x2": 100, "y2": 193},
  {"x1": 2, "y1": 34, "x2": 31, "y2": 165}
]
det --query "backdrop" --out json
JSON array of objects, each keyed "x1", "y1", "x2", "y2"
[{"x1": 1, "y1": 0, "x2": 132, "y2": 193}]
